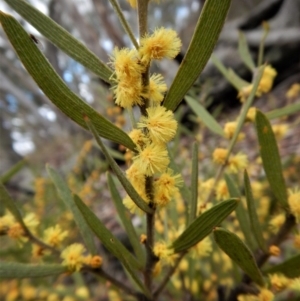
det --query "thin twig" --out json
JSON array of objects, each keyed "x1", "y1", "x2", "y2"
[
  {"x1": 153, "y1": 251, "x2": 187, "y2": 299},
  {"x1": 87, "y1": 267, "x2": 140, "y2": 298}
]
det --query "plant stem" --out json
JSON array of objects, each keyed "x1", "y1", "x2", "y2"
[
  {"x1": 153, "y1": 251, "x2": 187, "y2": 299},
  {"x1": 88, "y1": 267, "x2": 139, "y2": 298},
  {"x1": 144, "y1": 176, "x2": 157, "y2": 298}
]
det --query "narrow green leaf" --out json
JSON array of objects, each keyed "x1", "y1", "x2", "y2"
[
  {"x1": 0, "y1": 12, "x2": 135, "y2": 151},
  {"x1": 0, "y1": 262, "x2": 67, "y2": 279},
  {"x1": 163, "y1": 0, "x2": 231, "y2": 111},
  {"x1": 0, "y1": 159, "x2": 27, "y2": 184},
  {"x1": 73, "y1": 196, "x2": 151, "y2": 298},
  {"x1": 266, "y1": 102, "x2": 300, "y2": 120},
  {"x1": 3, "y1": 0, "x2": 113, "y2": 82},
  {"x1": 238, "y1": 31, "x2": 256, "y2": 71},
  {"x1": 211, "y1": 55, "x2": 250, "y2": 91},
  {"x1": 0, "y1": 183, "x2": 27, "y2": 230},
  {"x1": 255, "y1": 110, "x2": 288, "y2": 208},
  {"x1": 224, "y1": 174, "x2": 256, "y2": 250},
  {"x1": 171, "y1": 199, "x2": 239, "y2": 253},
  {"x1": 47, "y1": 165, "x2": 96, "y2": 255},
  {"x1": 185, "y1": 96, "x2": 224, "y2": 136},
  {"x1": 213, "y1": 228, "x2": 265, "y2": 286},
  {"x1": 187, "y1": 142, "x2": 199, "y2": 225},
  {"x1": 263, "y1": 254, "x2": 300, "y2": 278},
  {"x1": 85, "y1": 118, "x2": 153, "y2": 214},
  {"x1": 107, "y1": 173, "x2": 145, "y2": 264},
  {"x1": 244, "y1": 170, "x2": 267, "y2": 252}
]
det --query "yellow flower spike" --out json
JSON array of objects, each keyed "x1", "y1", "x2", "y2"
[
  {"x1": 228, "y1": 152, "x2": 248, "y2": 173},
  {"x1": 126, "y1": 164, "x2": 146, "y2": 191},
  {"x1": 126, "y1": 0, "x2": 137, "y2": 8},
  {"x1": 138, "y1": 106, "x2": 178, "y2": 144},
  {"x1": 269, "y1": 273, "x2": 290, "y2": 291},
  {"x1": 44, "y1": 225, "x2": 68, "y2": 248},
  {"x1": 224, "y1": 121, "x2": 245, "y2": 141},
  {"x1": 289, "y1": 277, "x2": 300, "y2": 291},
  {"x1": 139, "y1": 27, "x2": 182, "y2": 65},
  {"x1": 258, "y1": 65, "x2": 277, "y2": 94},
  {"x1": 0, "y1": 212, "x2": 15, "y2": 232},
  {"x1": 153, "y1": 241, "x2": 177, "y2": 265},
  {"x1": 112, "y1": 79, "x2": 143, "y2": 108},
  {"x1": 152, "y1": 261, "x2": 162, "y2": 277},
  {"x1": 133, "y1": 143, "x2": 170, "y2": 176},
  {"x1": 294, "y1": 233, "x2": 300, "y2": 249},
  {"x1": 286, "y1": 83, "x2": 300, "y2": 99},
  {"x1": 123, "y1": 195, "x2": 147, "y2": 215},
  {"x1": 212, "y1": 148, "x2": 228, "y2": 165},
  {"x1": 269, "y1": 245, "x2": 281, "y2": 256},
  {"x1": 61, "y1": 243, "x2": 86, "y2": 272},
  {"x1": 153, "y1": 169, "x2": 182, "y2": 207},
  {"x1": 272, "y1": 124, "x2": 288, "y2": 140},
  {"x1": 148, "y1": 74, "x2": 168, "y2": 104},
  {"x1": 128, "y1": 129, "x2": 148, "y2": 149},
  {"x1": 288, "y1": 187, "x2": 300, "y2": 222},
  {"x1": 215, "y1": 180, "x2": 230, "y2": 201},
  {"x1": 110, "y1": 48, "x2": 143, "y2": 81},
  {"x1": 246, "y1": 107, "x2": 257, "y2": 122}
]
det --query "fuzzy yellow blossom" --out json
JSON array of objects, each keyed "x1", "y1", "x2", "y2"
[
  {"x1": 153, "y1": 241, "x2": 177, "y2": 265},
  {"x1": 213, "y1": 148, "x2": 228, "y2": 165},
  {"x1": 272, "y1": 124, "x2": 288, "y2": 140},
  {"x1": 224, "y1": 121, "x2": 245, "y2": 141},
  {"x1": 126, "y1": 0, "x2": 137, "y2": 8},
  {"x1": 269, "y1": 273, "x2": 290, "y2": 291},
  {"x1": 288, "y1": 188, "x2": 300, "y2": 222},
  {"x1": 246, "y1": 107, "x2": 257, "y2": 122},
  {"x1": 258, "y1": 65, "x2": 277, "y2": 93},
  {"x1": 61, "y1": 243, "x2": 86, "y2": 272},
  {"x1": 126, "y1": 164, "x2": 146, "y2": 192},
  {"x1": 289, "y1": 277, "x2": 300, "y2": 291},
  {"x1": 216, "y1": 180, "x2": 230, "y2": 201},
  {"x1": 44, "y1": 225, "x2": 68, "y2": 248},
  {"x1": 148, "y1": 74, "x2": 167, "y2": 104},
  {"x1": 228, "y1": 152, "x2": 248, "y2": 173},
  {"x1": 153, "y1": 169, "x2": 182, "y2": 207},
  {"x1": 152, "y1": 261, "x2": 162, "y2": 277},
  {"x1": 123, "y1": 195, "x2": 148, "y2": 215},
  {"x1": 110, "y1": 48, "x2": 142, "y2": 81},
  {"x1": 294, "y1": 233, "x2": 300, "y2": 249},
  {"x1": 133, "y1": 143, "x2": 170, "y2": 176},
  {"x1": 128, "y1": 129, "x2": 147, "y2": 148},
  {"x1": 108, "y1": 290, "x2": 122, "y2": 301},
  {"x1": 191, "y1": 237, "x2": 212, "y2": 257},
  {"x1": 269, "y1": 245, "x2": 280, "y2": 256},
  {"x1": 238, "y1": 84, "x2": 261, "y2": 103},
  {"x1": 0, "y1": 213, "x2": 15, "y2": 232},
  {"x1": 139, "y1": 28, "x2": 181, "y2": 64},
  {"x1": 112, "y1": 79, "x2": 143, "y2": 108},
  {"x1": 138, "y1": 106, "x2": 177, "y2": 144},
  {"x1": 269, "y1": 213, "x2": 285, "y2": 233},
  {"x1": 238, "y1": 289, "x2": 274, "y2": 301},
  {"x1": 286, "y1": 83, "x2": 300, "y2": 99}
]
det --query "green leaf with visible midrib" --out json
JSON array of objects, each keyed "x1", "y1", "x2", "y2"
[
  {"x1": 47, "y1": 165, "x2": 97, "y2": 255},
  {"x1": 163, "y1": 0, "x2": 231, "y2": 111},
  {"x1": 0, "y1": 183, "x2": 27, "y2": 230},
  {"x1": 185, "y1": 96, "x2": 224, "y2": 136},
  {"x1": 263, "y1": 254, "x2": 300, "y2": 278},
  {"x1": 171, "y1": 199, "x2": 239, "y2": 253},
  {"x1": 0, "y1": 262, "x2": 67, "y2": 279},
  {"x1": 107, "y1": 173, "x2": 145, "y2": 265},
  {"x1": 255, "y1": 110, "x2": 288, "y2": 208},
  {"x1": 244, "y1": 170, "x2": 267, "y2": 252},
  {"x1": 3, "y1": 0, "x2": 113, "y2": 82},
  {"x1": 0, "y1": 12, "x2": 135, "y2": 151},
  {"x1": 213, "y1": 228, "x2": 265, "y2": 286},
  {"x1": 224, "y1": 174, "x2": 256, "y2": 250},
  {"x1": 73, "y1": 196, "x2": 151, "y2": 298}
]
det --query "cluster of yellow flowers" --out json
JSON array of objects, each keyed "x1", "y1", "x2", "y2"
[
  {"x1": 238, "y1": 65, "x2": 277, "y2": 102},
  {"x1": 109, "y1": 27, "x2": 183, "y2": 212}
]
